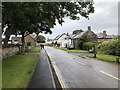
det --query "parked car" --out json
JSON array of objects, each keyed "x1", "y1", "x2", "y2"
[
  {"x1": 67, "y1": 44, "x2": 75, "y2": 50},
  {"x1": 89, "y1": 47, "x2": 94, "y2": 53}
]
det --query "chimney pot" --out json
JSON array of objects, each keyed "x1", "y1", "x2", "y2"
[
  {"x1": 103, "y1": 30, "x2": 107, "y2": 39},
  {"x1": 88, "y1": 26, "x2": 91, "y2": 31}
]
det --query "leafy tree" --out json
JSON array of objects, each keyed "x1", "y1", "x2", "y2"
[
  {"x1": 2, "y1": 2, "x2": 94, "y2": 52},
  {"x1": 37, "y1": 35, "x2": 46, "y2": 43}
]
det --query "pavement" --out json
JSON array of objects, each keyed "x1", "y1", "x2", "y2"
[
  {"x1": 27, "y1": 49, "x2": 55, "y2": 89},
  {"x1": 45, "y1": 46, "x2": 119, "y2": 88}
]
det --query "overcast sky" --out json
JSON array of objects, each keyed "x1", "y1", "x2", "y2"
[{"x1": 40, "y1": 0, "x2": 119, "y2": 39}]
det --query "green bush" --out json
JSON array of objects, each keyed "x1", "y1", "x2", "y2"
[
  {"x1": 27, "y1": 42, "x2": 31, "y2": 46},
  {"x1": 98, "y1": 39, "x2": 120, "y2": 56},
  {"x1": 83, "y1": 42, "x2": 94, "y2": 51}
]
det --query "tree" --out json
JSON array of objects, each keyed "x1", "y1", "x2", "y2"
[
  {"x1": 2, "y1": 2, "x2": 94, "y2": 52},
  {"x1": 37, "y1": 35, "x2": 46, "y2": 43}
]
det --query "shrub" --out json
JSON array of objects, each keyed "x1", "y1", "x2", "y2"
[
  {"x1": 98, "y1": 39, "x2": 120, "y2": 56},
  {"x1": 27, "y1": 42, "x2": 31, "y2": 46},
  {"x1": 83, "y1": 42, "x2": 94, "y2": 51}
]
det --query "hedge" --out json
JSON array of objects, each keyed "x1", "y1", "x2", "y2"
[{"x1": 98, "y1": 39, "x2": 120, "y2": 56}]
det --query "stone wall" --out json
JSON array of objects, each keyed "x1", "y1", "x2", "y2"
[{"x1": 2, "y1": 47, "x2": 19, "y2": 60}]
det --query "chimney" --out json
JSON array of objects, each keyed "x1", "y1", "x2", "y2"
[
  {"x1": 88, "y1": 26, "x2": 91, "y2": 31},
  {"x1": 103, "y1": 30, "x2": 107, "y2": 38},
  {"x1": 66, "y1": 33, "x2": 69, "y2": 36}
]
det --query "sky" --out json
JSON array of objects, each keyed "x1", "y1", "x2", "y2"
[{"x1": 40, "y1": 0, "x2": 119, "y2": 39}]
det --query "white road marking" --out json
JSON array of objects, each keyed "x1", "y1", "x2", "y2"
[
  {"x1": 62, "y1": 53, "x2": 86, "y2": 66},
  {"x1": 100, "y1": 71, "x2": 120, "y2": 80},
  {"x1": 77, "y1": 61, "x2": 86, "y2": 66}
]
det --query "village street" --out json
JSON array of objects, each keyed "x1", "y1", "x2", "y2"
[{"x1": 45, "y1": 46, "x2": 119, "y2": 88}]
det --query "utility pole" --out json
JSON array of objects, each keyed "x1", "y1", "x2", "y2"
[{"x1": 94, "y1": 41, "x2": 97, "y2": 58}]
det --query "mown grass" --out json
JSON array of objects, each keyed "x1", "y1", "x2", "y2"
[
  {"x1": 54, "y1": 46, "x2": 119, "y2": 63},
  {"x1": 2, "y1": 50, "x2": 39, "y2": 88},
  {"x1": 54, "y1": 46, "x2": 88, "y2": 53},
  {"x1": 31, "y1": 46, "x2": 40, "y2": 52},
  {"x1": 89, "y1": 53, "x2": 119, "y2": 62}
]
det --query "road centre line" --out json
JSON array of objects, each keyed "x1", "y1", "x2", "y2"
[
  {"x1": 47, "y1": 48, "x2": 119, "y2": 83},
  {"x1": 65, "y1": 53, "x2": 120, "y2": 81},
  {"x1": 61, "y1": 52, "x2": 86, "y2": 66},
  {"x1": 66, "y1": 53, "x2": 120, "y2": 81},
  {"x1": 100, "y1": 71, "x2": 120, "y2": 80}
]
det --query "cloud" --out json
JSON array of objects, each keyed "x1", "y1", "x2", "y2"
[{"x1": 41, "y1": 1, "x2": 118, "y2": 39}]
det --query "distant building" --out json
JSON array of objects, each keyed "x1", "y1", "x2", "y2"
[
  {"x1": 11, "y1": 34, "x2": 37, "y2": 46},
  {"x1": 46, "y1": 38, "x2": 54, "y2": 45},
  {"x1": 96, "y1": 30, "x2": 114, "y2": 43}
]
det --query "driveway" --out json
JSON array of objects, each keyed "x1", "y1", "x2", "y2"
[{"x1": 45, "y1": 46, "x2": 119, "y2": 88}]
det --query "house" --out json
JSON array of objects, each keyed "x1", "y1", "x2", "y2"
[
  {"x1": 46, "y1": 38, "x2": 54, "y2": 45},
  {"x1": 74, "y1": 26, "x2": 98, "y2": 49},
  {"x1": 96, "y1": 30, "x2": 114, "y2": 43},
  {"x1": 65, "y1": 34, "x2": 77, "y2": 47},
  {"x1": 11, "y1": 34, "x2": 37, "y2": 46},
  {"x1": 54, "y1": 33, "x2": 68, "y2": 47},
  {"x1": 66, "y1": 26, "x2": 98, "y2": 49}
]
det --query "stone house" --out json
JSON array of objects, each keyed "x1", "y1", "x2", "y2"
[
  {"x1": 11, "y1": 34, "x2": 37, "y2": 46},
  {"x1": 67, "y1": 26, "x2": 98, "y2": 49}
]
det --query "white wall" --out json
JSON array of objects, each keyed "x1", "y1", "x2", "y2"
[{"x1": 57, "y1": 34, "x2": 68, "y2": 47}]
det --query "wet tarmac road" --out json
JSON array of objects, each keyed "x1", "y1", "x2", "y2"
[{"x1": 45, "y1": 46, "x2": 119, "y2": 88}]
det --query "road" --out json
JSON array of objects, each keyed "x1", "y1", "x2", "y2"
[{"x1": 45, "y1": 46, "x2": 119, "y2": 88}]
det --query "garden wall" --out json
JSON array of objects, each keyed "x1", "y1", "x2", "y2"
[{"x1": 2, "y1": 47, "x2": 19, "y2": 59}]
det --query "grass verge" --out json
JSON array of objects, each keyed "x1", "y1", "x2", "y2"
[
  {"x1": 88, "y1": 53, "x2": 119, "y2": 62},
  {"x1": 54, "y1": 46, "x2": 119, "y2": 63},
  {"x1": 31, "y1": 46, "x2": 40, "y2": 53},
  {"x1": 2, "y1": 47, "x2": 40, "y2": 88},
  {"x1": 54, "y1": 46, "x2": 88, "y2": 53}
]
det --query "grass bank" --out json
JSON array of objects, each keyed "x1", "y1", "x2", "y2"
[
  {"x1": 2, "y1": 46, "x2": 40, "y2": 88},
  {"x1": 54, "y1": 46, "x2": 88, "y2": 53},
  {"x1": 31, "y1": 46, "x2": 40, "y2": 52},
  {"x1": 54, "y1": 46, "x2": 119, "y2": 63},
  {"x1": 89, "y1": 53, "x2": 119, "y2": 62}
]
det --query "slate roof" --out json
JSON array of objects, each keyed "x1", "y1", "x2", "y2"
[
  {"x1": 54, "y1": 33, "x2": 67, "y2": 40},
  {"x1": 54, "y1": 35, "x2": 61, "y2": 40},
  {"x1": 66, "y1": 34, "x2": 76, "y2": 39},
  {"x1": 73, "y1": 32, "x2": 85, "y2": 39}
]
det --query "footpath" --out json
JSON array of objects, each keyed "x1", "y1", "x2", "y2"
[{"x1": 27, "y1": 49, "x2": 55, "y2": 89}]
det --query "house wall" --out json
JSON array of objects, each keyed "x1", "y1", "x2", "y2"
[
  {"x1": 57, "y1": 34, "x2": 68, "y2": 47},
  {"x1": 25, "y1": 35, "x2": 36, "y2": 46},
  {"x1": 67, "y1": 39, "x2": 73, "y2": 46},
  {"x1": 61, "y1": 39, "x2": 68, "y2": 48},
  {"x1": 82, "y1": 29, "x2": 98, "y2": 43}
]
